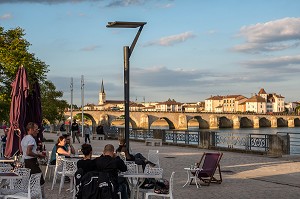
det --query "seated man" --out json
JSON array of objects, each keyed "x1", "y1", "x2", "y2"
[{"x1": 95, "y1": 144, "x2": 128, "y2": 199}]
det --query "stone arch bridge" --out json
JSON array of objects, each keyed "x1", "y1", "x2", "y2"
[{"x1": 64, "y1": 110, "x2": 300, "y2": 130}]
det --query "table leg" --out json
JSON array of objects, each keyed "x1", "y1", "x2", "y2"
[{"x1": 183, "y1": 170, "x2": 190, "y2": 187}]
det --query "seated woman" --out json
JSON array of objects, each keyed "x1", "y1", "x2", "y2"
[
  {"x1": 50, "y1": 136, "x2": 71, "y2": 165},
  {"x1": 77, "y1": 144, "x2": 96, "y2": 175},
  {"x1": 117, "y1": 138, "x2": 155, "y2": 170}
]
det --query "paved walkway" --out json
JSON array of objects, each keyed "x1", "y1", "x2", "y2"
[{"x1": 42, "y1": 132, "x2": 300, "y2": 199}]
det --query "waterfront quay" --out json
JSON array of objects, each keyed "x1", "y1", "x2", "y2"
[{"x1": 43, "y1": 132, "x2": 300, "y2": 199}]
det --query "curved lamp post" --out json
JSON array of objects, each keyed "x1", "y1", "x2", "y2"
[{"x1": 106, "y1": 21, "x2": 147, "y2": 149}]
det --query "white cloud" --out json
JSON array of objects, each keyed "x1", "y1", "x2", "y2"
[
  {"x1": 144, "y1": 31, "x2": 196, "y2": 47},
  {"x1": 234, "y1": 17, "x2": 300, "y2": 53},
  {"x1": 241, "y1": 54, "x2": 300, "y2": 68},
  {"x1": 80, "y1": 45, "x2": 101, "y2": 51},
  {"x1": 0, "y1": 13, "x2": 13, "y2": 20}
]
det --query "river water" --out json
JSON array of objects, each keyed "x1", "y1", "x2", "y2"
[{"x1": 189, "y1": 127, "x2": 300, "y2": 155}]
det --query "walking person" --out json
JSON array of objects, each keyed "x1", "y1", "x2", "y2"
[
  {"x1": 84, "y1": 124, "x2": 92, "y2": 144},
  {"x1": 21, "y1": 122, "x2": 46, "y2": 198},
  {"x1": 71, "y1": 119, "x2": 80, "y2": 143}
]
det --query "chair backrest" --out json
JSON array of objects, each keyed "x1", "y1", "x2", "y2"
[
  {"x1": 200, "y1": 152, "x2": 223, "y2": 175},
  {"x1": 62, "y1": 159, "x2": 78, "y2": 176},
  {"x1": 28, "y1": 173, "x2": 42, "y2": 199},
  {"x1": 144, "y1": 165, "x2": 163, "y2": 176},
  {"x1": 55, "y1": 153, "x2": 64, "y2": 173},
  {"x1": 147, "y1": 150, "x2": 160, "y2": 168},
  {"x1": 123, "y1": 163, "x2": 138, "y2": 174},
  {"x1": 13, "y1": 168, "x2": 31, "y2": 192}
]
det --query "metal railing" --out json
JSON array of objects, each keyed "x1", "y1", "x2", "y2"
[{"x1": 125, "y1": 129, "x2": 297, "y2": 154}]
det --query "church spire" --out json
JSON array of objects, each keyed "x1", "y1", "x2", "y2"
[
  {"x1": 99, "y1": 79, "x2": 106, "y2": 105},
  {"x1": 100, "y1": 79, "x2": 105, "y2": 94}
]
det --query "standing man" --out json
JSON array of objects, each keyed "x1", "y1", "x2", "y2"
[
  {"x1": 84, "y1": 124, "x2": 92, "y2": 144},
  {"x1": 95, "y1": 144, "x2": 128, "y2": 199},
  {"x1": 21, "y1": 122, "x2": 46, "y2": 198},
  {"x1": 71, "y1": 119, "x2": 80, "y2": 143}
]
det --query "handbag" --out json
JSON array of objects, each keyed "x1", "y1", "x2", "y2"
[{"x1": 154, "y1": 178, "x2": 169, "y2": 194}]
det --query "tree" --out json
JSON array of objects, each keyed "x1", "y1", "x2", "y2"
[
  {"x1": 295, "y1": 105, "x2": 300, "y2": 115},
  {"x1": 0, "y1": 26, "x2": 49, "y2": 122},
  {"x1": 40, "y1": 80, "x2": 68, "y2": 124}
]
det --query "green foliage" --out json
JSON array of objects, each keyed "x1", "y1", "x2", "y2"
[
  {"x1": 295, "y1": 105, "x2": 300, "y2": 115},
  {"x1": 0, "y1": 26, "x2": 68, "y2": 124},
  {"x1": 41, "y1": 80, "x2": 68, "y2": 124},
  {"x1": 0, "y1": 26, "x2": 49, "y2": 122}
]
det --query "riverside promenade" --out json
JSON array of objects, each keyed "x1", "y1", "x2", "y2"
[{"x1": 42, "y1": 132, "x2": 300, "y2": 199}]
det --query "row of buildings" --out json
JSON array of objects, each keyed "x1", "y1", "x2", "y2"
[{"x1": 83, "y1": 81, "x2": 300, "y2": 114}]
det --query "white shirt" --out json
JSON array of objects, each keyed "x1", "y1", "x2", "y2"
[{"x1": 21, "y1": 135, "x2": 37, "y2": 159}]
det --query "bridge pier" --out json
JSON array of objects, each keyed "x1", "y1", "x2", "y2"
[{"x1": 288, "y1": 118, "x2": 295, "y2": 127}]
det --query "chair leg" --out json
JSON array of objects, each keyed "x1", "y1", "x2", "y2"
[
  {"x1": 59, "y1": 174, "x2": 65, "y2": 194},
  {"x1": 51, "y1": 171, "x2": 57, "y2": 190},
  {"x1": 45, "y1": 165, "x2": 49, "y2": 179}
]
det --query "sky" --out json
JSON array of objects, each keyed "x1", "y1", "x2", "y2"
[{"x1": 1, "y1": 0, "x2": 300, "y2": 106}]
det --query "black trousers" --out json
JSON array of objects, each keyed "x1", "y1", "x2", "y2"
[{"x1": 24, "y1": 158, "x2": 45, "y2": 185}]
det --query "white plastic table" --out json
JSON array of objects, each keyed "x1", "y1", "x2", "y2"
[
  {"x1": 120, "y1": 173, "x2": 162, "y2": 199},
  {"x1": 0, "y1": 172, "x2": 21, "y2": 188},
  {"x1": 183, "y1": 167, "x2": 202, "y2": 188}
]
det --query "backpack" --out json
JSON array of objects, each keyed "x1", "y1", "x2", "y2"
[
  {"x1": 154, "y1": 178, "x2": 169, "y2": 194},
  {"x1": 76, "y1": 171, "x2": 115, "y2": 199},
  {"x1": 74, "y1": 168, "x2": 84, "y2": 198}
]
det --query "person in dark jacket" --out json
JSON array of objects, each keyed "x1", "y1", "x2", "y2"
[
  {"x1": 77, "y1": 144, "x2": 96, "y2": 175},
  {"x1": 95, "y1": 144, "x2": 127, "y2": 199},
  {"x1": 71, "y1": 119, "x2": 80, "y2": 143}
]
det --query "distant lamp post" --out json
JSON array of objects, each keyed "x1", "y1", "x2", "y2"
[{"x1": 106, "y1": 21, "x2": 147, "y2": 149}]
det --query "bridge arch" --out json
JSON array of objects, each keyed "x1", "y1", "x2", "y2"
[
  {"x1": 188, "y1": 116, "x2": 209, "y2": 129},
  {"x1": 295, "y1": 118, "x2": 300, "y2": 127},
  {"x1": 150, "y1": 117, "x2": 175, "y2": 129},
  {"x1": 71, "y1": 113, "x2": 97, "y2": 133},
  {"x1": 110, "y1": 115, "x2": 138, "y2": 129},
  {"x1": 240, "y1": 117, "x2": 253, "y2": 128},
  {"x1": 259, "y1": 117, "x2": 271, "y2": 127},
  {"x1": 219, "y1": 116, "x2": 233, "y2": 128},
  {"x1": 277, "y1": 117, "x2": 288, "y2": 127}
]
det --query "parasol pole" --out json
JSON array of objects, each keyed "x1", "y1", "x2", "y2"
[
  {"x1": 81, "y1": 75, "x2": 84, "y2": 137},
  {"x1": 70, "y1": 77, "x2": 73, "y2": 135}
]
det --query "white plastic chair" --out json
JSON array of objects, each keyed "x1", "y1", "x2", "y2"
[
  {"x1": 0, "y1": 165, "x2": 13, "y2": 172},
  {"x1": 0, "y1": 166, "x2": 13, "y2": 189},
  {"x1": 44, "y1": 150, "x2": 55, "y2": 180},
  {"x1": 58, "y1": 158, "x2": 78, "y2": 194},
  {"x1": 0, "y1": 168, "x2": 31, "y2": 195},
  {"x1": 122, "y1": 163, "x2": 138, "y2": 198},
  {"x1": 147, "y1": 150, "x2": 160, "y2": 168},
  {"x1": 3, "y1": 173, "x2": 42, "y2": 199},
  {"x1": 51, "y1": 154, "x2": 64, "y2": 190},
  {"x1": 145, "y1": 172, "x2": 175, "y2": 199}
]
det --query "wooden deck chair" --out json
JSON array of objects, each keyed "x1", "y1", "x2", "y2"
[{"x1": 194, "y1": 152, "x2": 223, "y2": 186}]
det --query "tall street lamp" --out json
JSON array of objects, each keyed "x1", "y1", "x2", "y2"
[{"x1": 106, "y1": 21, "x2": 147, "y2": 149}]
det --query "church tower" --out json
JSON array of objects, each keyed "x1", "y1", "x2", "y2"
[{"x1": 98, "y1": 80, "x2": 106, "y2": 105}]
